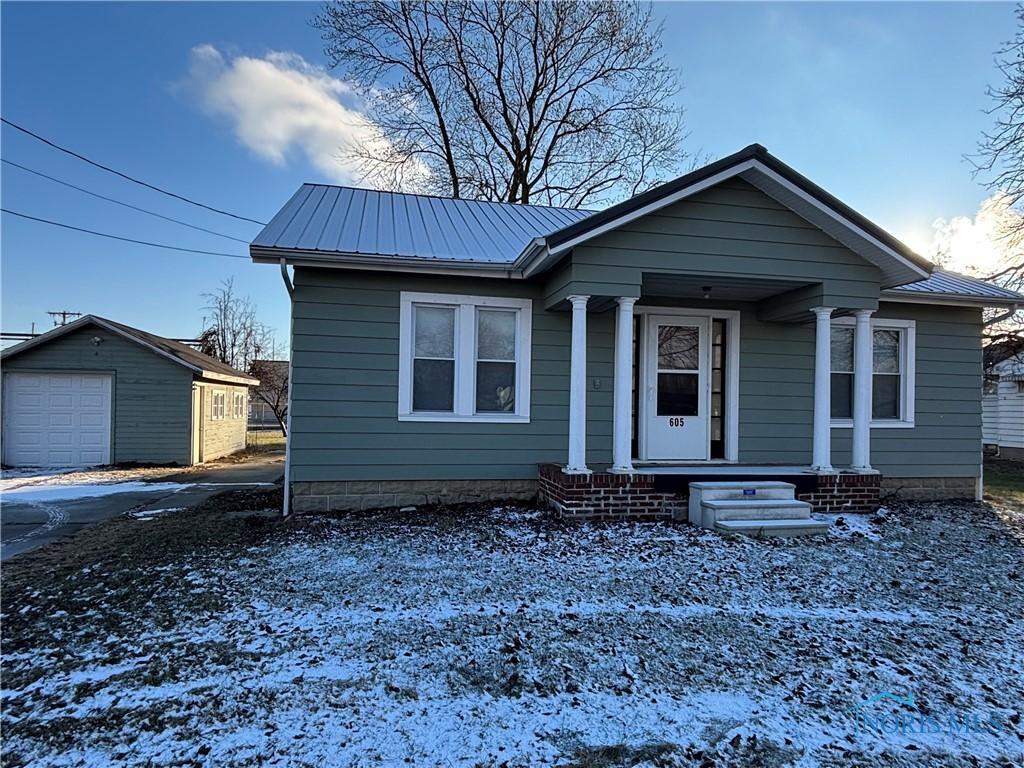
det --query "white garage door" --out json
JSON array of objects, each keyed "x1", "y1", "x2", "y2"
[{"x1": 3, "y1": 373, "x2": 112, "y2": 467}]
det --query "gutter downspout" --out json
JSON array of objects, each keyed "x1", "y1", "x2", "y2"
[{"x1": 280, "y1": 258, "x2": 295, "y2": 517}]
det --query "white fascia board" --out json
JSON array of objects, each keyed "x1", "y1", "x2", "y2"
[
  {"x1": 197, "y1": 370, "x2": 260, "y2": 387},
  {"x1": 748, "y1": 164, "x2": 930, "y2": 282},
  {"x1": 252, "y1": 247, "x2": 523, "y2": 279},
  {"x1": 881, "y1": 292, "x2": 1021, "y2": 309}
]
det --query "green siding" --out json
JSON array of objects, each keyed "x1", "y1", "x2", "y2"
[
  {"x1": 286, "y1": 178, "x2": 984, "y2": 484},
  {"x1": 3, "y1": 326, "x2": 194, "y2": 464},
  {"x1": 288, "y1": 268, "x2": 613, "y2": 482},
  {"x1": 830, "y1": 303, "x2": 983, "y2": 478},
  {"x1": 290, "y1": 272, "x2": 984, "y2": 482},
  {"x1": 550, "y1": 179, "x2": 882, "y2": 310}
]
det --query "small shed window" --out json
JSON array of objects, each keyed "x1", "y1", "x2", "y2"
[
  {"x1": 233, "y1": 392, "x2": 246, "y2": 419},
  {"x1": 211, "y1": 390, "x2": 226, "y2": 420}
]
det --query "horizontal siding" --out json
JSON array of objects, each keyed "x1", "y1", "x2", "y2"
[
  {"x1": 984, "y1": 380, "x2": 1024, "y2": 449},
  {"x1": 2, "y1": 326, "x2": 193, "y2": 464},
  {"x1": 198, "y1": 382, "x2": 249, "y2": 461},
  {"x1": 288, "y1": 273, "x2": 985, "y2": 483},
  {"x1": 830, "y1": 303, "x2": 983, "y2": 477},
  {"x1": 560, "y1": 179, "x2": 882, "y2": 307},
  {"x1": 288, "y1": 268, "x2": 613, "y2": 482}
]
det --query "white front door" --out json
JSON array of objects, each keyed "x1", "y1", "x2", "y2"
[
  {"x1": 642, "y1": 315, "x2": 710, "y2": 461},
  {"x1": 2, "y1": 373, "x2": 113, "y2": 467}
]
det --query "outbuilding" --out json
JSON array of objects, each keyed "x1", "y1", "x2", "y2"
[{"x1": 1, "y1": 315, "x2": 258, "y2": 467}]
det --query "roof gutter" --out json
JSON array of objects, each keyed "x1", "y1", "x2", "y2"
[
  {"x1": 252, "y1": 246, "x2": 524, "y2": 279},
  {"x1": 881, "y1": 291, "x2": 1023, "y2": 309}
]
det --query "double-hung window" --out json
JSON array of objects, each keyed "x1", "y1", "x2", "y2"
[
  {"x1": 830, "y1": 318, "x2": 915, "y2": 427},
  {"x1": 399, "y1": 292, "x2": 532, "y2": 422}
]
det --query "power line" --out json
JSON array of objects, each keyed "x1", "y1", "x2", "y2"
[
  {"x1": 1, "y1": 208, "x2": 250, "y2": 260},
  {"x1": 3, "y1": 159, "x2": 251, "y2": 244},
  {"x1": 0, "y1": 118, "x2": 267, "y2": 226}
]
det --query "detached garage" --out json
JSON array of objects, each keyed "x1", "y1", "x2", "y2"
[{"x1": 1, "y1": 315, "x2": 258, "y2": 468}]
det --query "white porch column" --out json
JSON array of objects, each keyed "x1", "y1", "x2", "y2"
[
  {"x1": 851, "y1": 309, "x2": 875, "y2": 471},
  {"x1": 610, "y1": 297, "x2": 637, "y2": 473},
  {"x1": 566, "y1": 295, "x2": 591, "y2": 474},
  {"x1": 811, "y1": 307, "x2": 835, "y2": 472}
]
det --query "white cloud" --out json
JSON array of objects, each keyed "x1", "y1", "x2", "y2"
[
  {"x1": 183, "y1": 45, "x2": 392, "y2": 185},
  {"x1": 914, "y1": 194, "x2": 1023, "y2": 278}
]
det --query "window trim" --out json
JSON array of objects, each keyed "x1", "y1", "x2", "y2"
[
  {"x1": 398, "y1": 292, "x2": 532, "y2": 423},
  {"x1": 232, "y1": 391, "x2": 245, "y2": 419},
  {"x1": 211, "y1": 389, "x2": 226, "y2": 421},
  {"x1": 830, "y1": 317, "x2": 915, "y2": 429}
]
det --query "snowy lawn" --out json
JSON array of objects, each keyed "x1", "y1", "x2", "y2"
[{"x1": 2, "y1": 492, "x2": 1023, "y2": 767}]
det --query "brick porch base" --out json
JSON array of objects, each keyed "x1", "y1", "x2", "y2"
[{"x1": 537, "y1": 463, "x2": 882, "y2": 520}]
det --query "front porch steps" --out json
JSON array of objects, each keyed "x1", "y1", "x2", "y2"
[{"x1": 684, "y1": 480, "x2": 830, "y2": 538}]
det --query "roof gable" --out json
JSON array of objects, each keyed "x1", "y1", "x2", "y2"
[
  {"x1": 532, "y1": 145, "x2": 931, "y2": 288},
  {"x1": 1, "y1": 316, "x2": 259, "y2": 385}
]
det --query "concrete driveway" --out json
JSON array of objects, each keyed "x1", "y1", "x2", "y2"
[{"x1": 0, "y1": 454, "x2": 284, "y2": 560}]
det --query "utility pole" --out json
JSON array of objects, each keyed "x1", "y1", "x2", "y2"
[{"x1": 47, "y1": 310, "x2": 82, "y2": 326}]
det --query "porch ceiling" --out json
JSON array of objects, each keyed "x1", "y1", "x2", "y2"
[{"x1": 640, "y1": 273, "x2": 812, "y2": 302}]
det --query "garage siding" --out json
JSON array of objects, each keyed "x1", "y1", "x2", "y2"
[
  {"x1": 196, "y1": 382, "x2": 249, "y2": 461},
  {"x1": 2, "y1": 326, "x2": 193, "y2": 465}
]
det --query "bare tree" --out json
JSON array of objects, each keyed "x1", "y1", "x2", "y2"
[
  {"x1": 314, "y1": 0, "x2": 687, "y2": 207},
  {"x1": 975, "y1": 6, "x2": 1024, "y2": 352},
  {"x1": 250, "y1": 360, "x2": 290, "y2": 436},
  {"x1": 199, "y1": 279, "x2": 277, "y2": 371}
]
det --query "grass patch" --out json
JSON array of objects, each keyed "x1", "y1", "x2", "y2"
[{"x1": 984, "y1": 456, "x2": 1024, "y2": 508}]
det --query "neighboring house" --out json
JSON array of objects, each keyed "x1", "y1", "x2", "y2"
[
  {"x1": 248, "y1": 359, "x2": 288, "y2": 430},
  {"x1": 1, "y1": 315, "x2": 258, "y2": 467},
  {"x1": 251, "y1": 144, "x2": 1023, "y2": 516},
  {"x1": 983, "y1": 354, "x2": 1024, "y2": 459}
]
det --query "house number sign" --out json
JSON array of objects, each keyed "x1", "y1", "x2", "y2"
[{"x1": 668, "y1": 417, "x2": 686, "y2": 427}]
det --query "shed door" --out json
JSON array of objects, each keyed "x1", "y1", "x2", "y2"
[{"x1": 2, "y1": 373, "x2": 112, "y2": 467}]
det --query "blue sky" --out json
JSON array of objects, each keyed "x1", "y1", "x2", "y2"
[{"x1": 1, "y1": 2, "x2": 1017, "y2": 345}]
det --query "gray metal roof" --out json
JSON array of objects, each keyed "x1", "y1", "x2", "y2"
[
  {"x1": 886, "y1": 269, "x2": 1023, "y2": 302},
  {"x1": 252, "y1": 184, "x2": 593, "y2": 263}
]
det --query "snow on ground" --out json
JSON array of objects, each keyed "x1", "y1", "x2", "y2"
[
  {"x1": 0, "y1": 465, "x2": 188, "y2": 493},
  {"x1": 1, "y1": 482, "x2": 192, "y2": 504},
  {"x1": 2, "y1": 499, "x2": 1022, "y2": 766}
]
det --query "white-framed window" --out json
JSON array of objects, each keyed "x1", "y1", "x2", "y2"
[
  {"x1": 830, "y1": 318, "x2": 915, "y2": 428},
  {"x1": 211, "y1": 390, "x2": 226, "y2": 421},
  {"x1": 398, "y1": 292, "x2": 532, "y2": 422},
  {"x1": 232, "y1": 391, "x2": 246, "y2": 419}
]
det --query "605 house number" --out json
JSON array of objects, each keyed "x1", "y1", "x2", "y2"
[{"x1": 668, "y1": 417, "x2": 686, "y2": 427}]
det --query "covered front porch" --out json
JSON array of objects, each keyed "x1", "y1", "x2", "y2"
[{"x1": 553, "y1": 273, "x2": 881, "y2": 477}]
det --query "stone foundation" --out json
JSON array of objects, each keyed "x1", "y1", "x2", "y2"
[
  {"x1": 291, "y1": 479, "x2": 537, "y2": 513},
  {"x1": 796, "y1": 472, "x2": 881, "y2": 513},
  {"x1": 880, "y1": 476, "x2": 977, "y2": 502},
  {"x1": 537, "y1": 464, "x2": 678, "y2": 521}
]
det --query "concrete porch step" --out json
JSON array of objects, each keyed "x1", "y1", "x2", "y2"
[
  {"x1": 702, "y1": 498, "x2": 813, "y2": 521},
  {"x1": 685, "y1": 480, "x2": 799, "y2": 525},
  {"x1": 714, "y1": 518, "x2": 831, "y2": 538}
]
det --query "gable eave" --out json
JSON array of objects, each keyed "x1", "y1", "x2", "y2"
[{"x1": 529, "y1": 146, "x2": 932, "y2": 288}]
